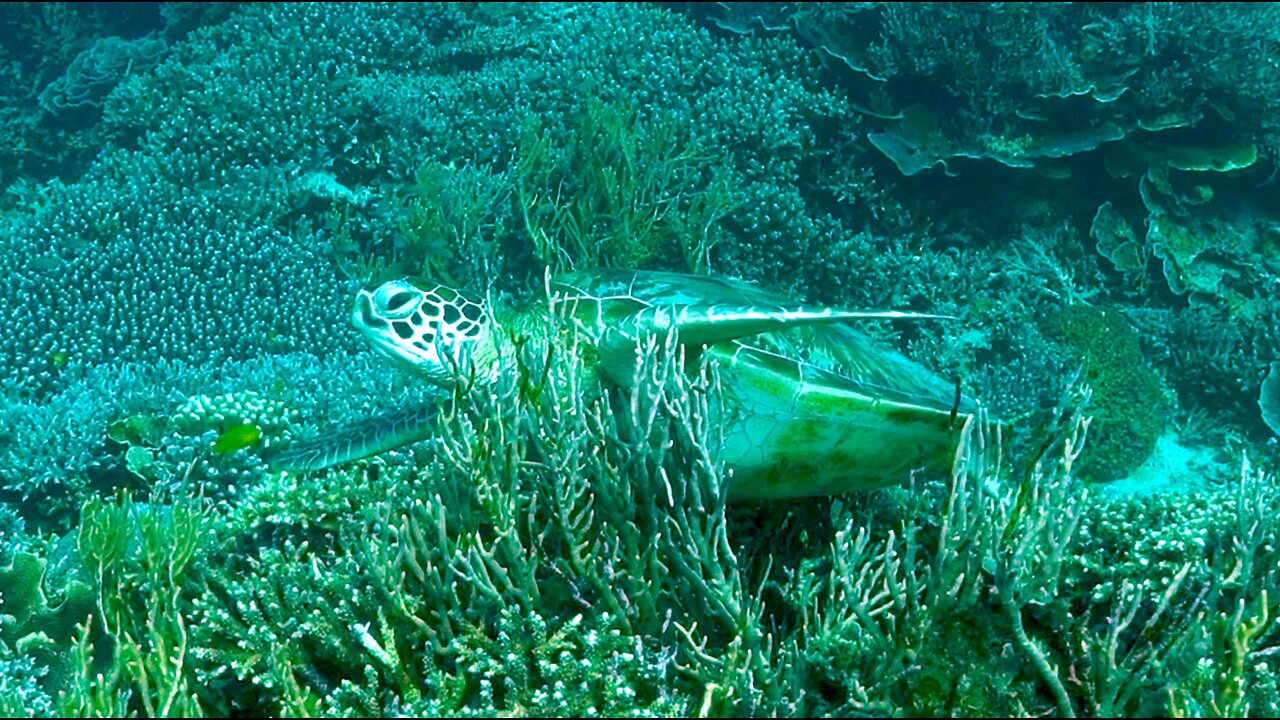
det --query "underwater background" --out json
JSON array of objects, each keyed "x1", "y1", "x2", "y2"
[{"x1": 2, "y1": 2, "x2": 1280, "y2": 716}]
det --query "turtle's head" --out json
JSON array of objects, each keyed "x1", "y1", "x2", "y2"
[{"x1": 352, "y1": 277, "x2": 499, "y2": 388}]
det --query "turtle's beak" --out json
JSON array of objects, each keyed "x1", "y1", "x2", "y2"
[
  {"x1": 351, "y1": 292, "x2": 377, "y2": 332},
  {"x1": 350, "y1": 290, "x2": 401, "y2": 362}
]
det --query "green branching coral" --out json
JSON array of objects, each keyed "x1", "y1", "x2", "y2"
[
  {"x1": 515, "y1": 98, "x2": 737, "y2": 274},
  {"x1": 387, "y1": 609, "x2": 685, "y2": 718},
  {"x1": 1045, "y1": 453, "x2": 1280, "y2": 717},
  {"x1": 167, "y1": 319, "x2": 740, "y2": 716},
  {"x1": 351, "y1": 322, "x2": 758, "y2": 715},
  {"x1": 7, "y1": 326, "x2": 1279, "y2": 718},
  {"x1": 58, "y1": 492, "x2": 208, "y2": 718},
  {"x1": 188, "y1": 459, "x2": 394, "y2": 716}
]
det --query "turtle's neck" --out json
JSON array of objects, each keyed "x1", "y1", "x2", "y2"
[
  {"x1": 485, "y1": 295, "x2": 607, "y2": 389},
  {"x1": 485, "y1": 299, "x2": 554, "y2": 375}
]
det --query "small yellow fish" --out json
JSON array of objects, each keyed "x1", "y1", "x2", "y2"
[{"x1": 213, "y1": 423, "x2": 262, "y2": 453}]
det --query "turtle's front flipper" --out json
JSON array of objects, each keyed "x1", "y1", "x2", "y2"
[
  {"x1": 611, "y1": 304, "x2": 954, "y2": 350},
  {"x1": 596, "y1": 302, "x2": 968, "y2": 414},
  {"x1": 270, "y1": 403, "x2": 441, "y2": 471}
]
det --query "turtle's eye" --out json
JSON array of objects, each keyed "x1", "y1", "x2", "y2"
[
  {"x1": 374, "y1": 285, "x2": 420, "y2": 320},
  {"x1": 385, "y1": 292, "x2": 414, "y2": 313}
]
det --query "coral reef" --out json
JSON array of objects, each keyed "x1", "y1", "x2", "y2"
[{"x1": 2, "y1": 2, "x2": 1280, "y2": 717}]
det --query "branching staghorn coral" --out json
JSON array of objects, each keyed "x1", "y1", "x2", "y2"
[
  {"x1": 357, "y1": 309, "x2": 766, "y2": 714},
  {"x1": 22, "y1": 310, "x2": 1280, "y2": 717},
  {"x1": 514, "y1": 98, "x2": 738, "y2": 275},
  {"x1": 60, "y1": 490, "x2": 208, "y2": 718},
  {"x1": 785, "y1": 380, "x2": 1280, "y2": 717}
]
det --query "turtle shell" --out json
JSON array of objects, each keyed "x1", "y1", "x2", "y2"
[{"x1": 550, "y1": 268, "x2": 975, "y2": 498}]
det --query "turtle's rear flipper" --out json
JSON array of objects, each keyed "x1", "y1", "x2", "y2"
[{"x1": 270, "y1": 403, "x2": 441, "y2": 471}]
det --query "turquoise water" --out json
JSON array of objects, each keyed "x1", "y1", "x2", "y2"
[{"x1": 2, "y1": 3, "x2": 1278, "y2": 716}]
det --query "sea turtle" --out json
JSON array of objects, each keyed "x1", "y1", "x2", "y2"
[{"x1": 272, "y1": 268, "x2": 977, "y2": 499}]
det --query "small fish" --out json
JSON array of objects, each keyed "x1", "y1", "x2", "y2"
[{"x1": 213, "y1": 423, "x2": 262, "y2": 453}]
